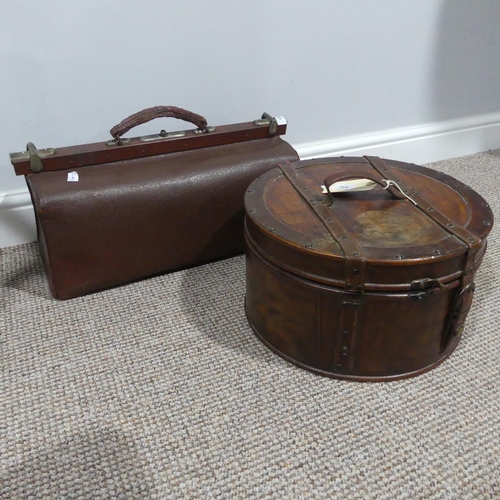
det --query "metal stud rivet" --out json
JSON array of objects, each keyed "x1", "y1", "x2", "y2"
[
  {"x1": 447, "y1": 223, "x2": 454, "y2": 227},
  {"x1": 483, "y1": 221, "x2": 491, "y2": 226},
  {"x1": 433, "y1": 250, "x2": 441, "y2": 255},
  {"x1": 395, "y1": 254, "x2": 403, "y2": 259},
  {"x1": 327, "y1": 218, "x2": 333, "y2": 222},
  {"x1": 467, "y1": 238, "x2": 475, "y2": 242},
  {"x1": 482, "y1": 203, "x2": 489, "y2": 207},
  {"x1": 302, "y1": 187, "x2": 308, "y2": 191},
  {"x1": 247, "y1": 190, "x2": 253, "y2": 193},
  {"x1": 305, "y1": 244, "x2": 313, "y2": 249},
  {"x1": 427, "y1": 207, "x2": 434, "y2": 211},
  {"x1": 341, "y1": 236, "x2": 348, "y2": 240},
  {"x1": 270, "y1": 228, "x2": 277, "y2": 233},
  {"x1": 352, "y1": 252, "x2": 359, "y2": 257},
  {"x1": 249, "y1": 209, "x2": 256, "y2": 213}
]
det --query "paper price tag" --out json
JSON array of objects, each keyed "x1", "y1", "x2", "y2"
[
  {"x1": 275, "y1": 116, "x2": 287, "y2": 126},
  {"x1": 321, "y1": 179, "x2": 376, "y2": 194},
  {"x1": 67, "y1": 171, "x2": 79, "y2": 182}
]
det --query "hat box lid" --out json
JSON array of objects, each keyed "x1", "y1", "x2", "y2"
[{"x1": 244, "y1": 156, "x2": 493, "y2": 292}]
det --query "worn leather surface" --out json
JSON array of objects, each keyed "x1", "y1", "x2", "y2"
[
  {"x1": 26, "y1": 137, "x2": 298, "y2": 299},
  {"x1": 244, "y1": 156, "x2": 493, "y2": 381},
  {"x1": 245, "y1": 157, "x2": 492, "y2": 288}
]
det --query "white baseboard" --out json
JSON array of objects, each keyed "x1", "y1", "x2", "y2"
[
  {"x1": 2, "y1": 111, "x2": 500, "y2": 249},
  {"x1": 295, "y1": 111, "x2": 500, "y2": 162}
]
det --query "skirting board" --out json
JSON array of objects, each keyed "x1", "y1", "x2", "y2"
[
  {"x1": 0, "y1": 189, "x2": 36, "y2": 249},
  {"x1": 1, "y1": 111, "x2": 500, "y2": 249},
  {"x1": 295, "y1": 111, "x2": 500, "y2": 161}
]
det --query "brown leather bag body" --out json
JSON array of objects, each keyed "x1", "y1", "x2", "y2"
[
  {"x1": 10, "y1": 107, "x2": 298, "y2": 299},
  {"x1": 244, "y1": 157, "x2": 493, "y2": 381}
]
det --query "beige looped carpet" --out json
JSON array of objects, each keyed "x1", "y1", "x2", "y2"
[{"x1": 1, "y1": 151, "x2": 499, "y2": 499}]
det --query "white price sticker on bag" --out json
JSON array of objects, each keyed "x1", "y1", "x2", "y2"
[{"x1": 67, "y1": 171, "x2": 79, "y2": 182}]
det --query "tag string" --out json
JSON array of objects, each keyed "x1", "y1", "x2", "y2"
[{"x1": 382, "y1": 179, "x2": 418, "y2": 206}]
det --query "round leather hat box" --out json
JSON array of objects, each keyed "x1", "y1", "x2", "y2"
[{"x1": 244, "y1": 156, "x2": 493, "y2": 381}]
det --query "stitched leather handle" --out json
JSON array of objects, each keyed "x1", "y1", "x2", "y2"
[
  {"x1": 110, "y1": 106, "x2": 208, "y2": 139},
  {"x1": 324, "y1": 172, "x2": 404, "y2": 200}
]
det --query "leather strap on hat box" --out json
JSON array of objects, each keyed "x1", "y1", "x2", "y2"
[{"x1": 279, "y1": 161, "x2": 367, "y2": 293}]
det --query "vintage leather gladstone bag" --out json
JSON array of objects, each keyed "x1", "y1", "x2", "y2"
[
  {"x1": 10, "y1": 107, "x2": 298, "y2": 299},
  {"x1": 244, "y1": 156, "x2": 493, "y2": 381}
]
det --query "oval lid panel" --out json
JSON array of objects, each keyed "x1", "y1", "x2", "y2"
[{"x1": 245, "y1": 157, "x2": 493, "y2": 264}]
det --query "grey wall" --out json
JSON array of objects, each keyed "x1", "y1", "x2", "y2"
[
  {"x1": 2, "y1": 0, "x2": 500, "y2": 193},
  {"x1": 432, "y1": 0, "x2": 500, "y2": 120}
]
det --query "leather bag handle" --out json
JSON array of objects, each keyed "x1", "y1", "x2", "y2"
[
  {"x1": 110, "y1": 105, "x2": 208, "y2": 140},
  {"x1": 324, "y1": 172, "x2": 406, "y2": 201}
]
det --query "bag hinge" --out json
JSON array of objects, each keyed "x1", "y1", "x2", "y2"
[
  {"x1": 254, "y1": 112, "x2": 278, "y2": 135},
  {"x1": 10, "y1": 143, "x2": 57, "y2": 173}
]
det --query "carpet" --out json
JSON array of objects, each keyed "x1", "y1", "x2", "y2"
[{"x1": 1, "y1": 151, "x2": 499, "y2": 499}]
